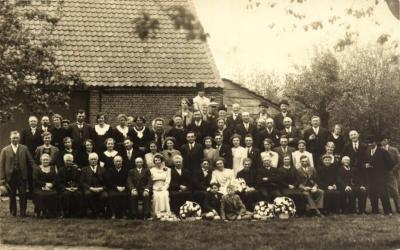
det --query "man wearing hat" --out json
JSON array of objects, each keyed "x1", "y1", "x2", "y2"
[
  {"x1": 274, "y1": 99, "x2": 296, "y2": 131},
  {"x1": 254, "y1": 101, "x2": 271, "y2": 124},
  {"x1": 363, "y1": 135, "x2": 394, "y2": 215},
  {"x1": 193, "y1": 82, "x2": 210, "y2": 117}
]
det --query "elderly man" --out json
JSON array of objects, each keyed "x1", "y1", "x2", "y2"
[
  {"x1": 127, "y1": 157, "x2": 151, "y2": 219},
  {"x1": 0, "y1": 131, "x2": 36, "y2": 217},
  {"x1": 169, "y1": 155, "x2": 193, "y2": 215},
  {"x1": 280, "y1": 117, "x2": 301, "y2": 148},
  {"x1": 273, "y1": 135, "x2": 296, "y2": 167},
  {"x1": 106, "y1": 155, "x2": 129, "y2": 219},
  {"x1": 256, "y1": 156, "x2": 282, "y2": 202},
  {"x1": 303, "y1": 116, "x2": 329, "y2": 163},
  {"x1": 259, "y1": 117, "x2": 280, "y2": 149},
  {"x1": 274, "y1": 99, "x2": 295, "y2": 131},
  {"x1": 235, "y1": 111, "x2": 259, "y2": 146},
  {"x1": 80, "y1": 152, "x2": 108, "y2": 218},
  {"x1": 58, "y1": 153, "x2": 83, "y2": 218},
  {"x1": 226, "y1": 103, "x2": 242, "y2": 129}
]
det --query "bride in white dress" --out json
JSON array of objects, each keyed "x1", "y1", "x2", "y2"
[
  {"x1": 150, "y1": 153, "x2": 171, "y2": 217},
  {"x1": 231, "y1": 134, "x2": 247, "y2": 176}
]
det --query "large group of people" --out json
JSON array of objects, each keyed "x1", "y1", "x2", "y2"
[{"x1": 1, "y1": 86, "x2": 399, "y2": 220}]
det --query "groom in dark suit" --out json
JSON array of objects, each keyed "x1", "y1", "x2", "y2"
[
  {"x1": 180, "y1": 131, "x2": 203, "y2": 172},
  {"x1": 303, "y1": 116, "x2": 329, "y2": 163},
  {"x1": 0, "y1": 131, "x2": 36, "y2": 216}
]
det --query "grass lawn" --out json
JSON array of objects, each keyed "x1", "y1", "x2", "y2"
[{"x1": 1, "y1": 200, "x2": 400, "y2": 250}]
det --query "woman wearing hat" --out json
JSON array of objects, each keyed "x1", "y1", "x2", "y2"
[{"x1": 149, "y1": 153, "x2": 171, "y2": 216}]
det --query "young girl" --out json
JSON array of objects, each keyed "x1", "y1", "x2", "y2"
[{"x1": 220, "y1": 184, "x2": 253, "y2": 221}]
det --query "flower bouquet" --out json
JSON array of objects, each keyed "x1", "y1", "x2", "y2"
[
  {"x1": 179, "y1": 201, "x2": 202, "y2": 221},
  {"x1": 230, "y1": 178, "x2": 247, "y2": 193},
  {"x1": 273, "y1": 197, "x2": 296, "y2": 219},
  {"x1": 155, "y1": 211, "x2": 180, "y2": 221},
  {"x1": 253, "y1": 201, "x2": 275, "y2": 220},
  {"x1": 204, "y1": 209, "x2": 221, "y2": 220}
]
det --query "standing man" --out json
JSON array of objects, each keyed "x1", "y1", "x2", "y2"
[
  {"x1": 274, "y1": 99, "x2": 295, "y2": 131},
  {"x1": 193, "y1": 82, "x2": 210, "y2": 117},
  {"x1": 0, "y1": 131, "x2": 36, "y2": 216},
  {"x1": 235, "y1": 112, "x2": 259, "y2": 146},
  {"x1": 258, "y1": 118, "x2": 280, "y2": 149},
  {"x1": 214, "y1": 133, "x2": 233, "y2": 169},
  {"x1": 363, "y1": 136, "x2": 394, "y2": 215},
  {"x1": 254, "y1": 102, "x2": 271, "y2": 124},
  {"x1": 187, "y1": 110, "x2": 212, "y2": 144},
  {"x1": 152, "y1": 118, "x2": 166, "y2": 151},
  {"x1": 280, "y1": 117, "x2": 301, "y2": 148},
  {"x1": 40, "y1": 115, "x2": 51, "y2": 132},
  {"x1": 226, "y1": 103, "x2": 242, "y2": 129},
  {"x1": 303, "y1": 116, "x2": 329, "y2": 163},
  {"x1": 180, "y1": 131, "x2": 203, "y2": 172},
  {"x1": 71, "y1": 110, "x2": 93, "y2": 151},
  {"x1": 381, "y1": 136, "x2": 400, "y2": 213},
  {"x1": 273, "y1": 135, "x2": 296, "y2": 167},
  {"x1": 166, "y1": 115, "x2": 187, "y2": 149}
]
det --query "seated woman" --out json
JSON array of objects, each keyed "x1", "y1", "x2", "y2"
[
  {"x1": 317, "y1": 154, "x2": 341, "y2": 214},
  {"x1": 145, "y1": 141, "x2": 159, "y2": 169},
  {"x1": 203, "y1": 136, "x2": 219, "y2": 170},
  {"x1": 292, "y1": 140, "x2": 314, "y2": 169},
  {"x1": 33, "y1": 153, "x2": 59, "y2": 218},
  {"x1": 106, "y1": 155, "x2": 129, "y2": 219},
  {"x1": 210, "y1": 157, "x2": 235, "y2": 194},
  {"x1": 34, "y1": 131, "x2": 59, "y2": 166},
  {"x1": 220, "y1": 184, "x2": 253, "y2": 221},
  {"x1": 203, "y1": 182, "x2": 222, "y2": 220},
  {"x1": 100, "y1": 138, "x2": 119, "y2": 169},
  {"x1": 150, "y1": 153, "x2": 171, "y2": 217},
  {"x1": 161, "y1": 137, "x2": 181, "y2": 168},
  {"x1": 236, "y1": 158, "x2": 259, "y2": 210},
  {"x1": 260, "y1": 138, "x2": 279, "y2": 168}
]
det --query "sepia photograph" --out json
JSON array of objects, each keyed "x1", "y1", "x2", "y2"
[{"x1": 0, "y1": 0, "x2": 400, "y2": 249}]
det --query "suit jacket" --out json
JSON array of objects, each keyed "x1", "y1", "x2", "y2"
[
  {"x1": 106, "y1": 167, "x2": 128, "y2": 190},
  {"x1": 234, "y1": 122, "x2": 259, "y2": 146},
  {"x1": 256, "y1": 166, "x2": 282, "y2": 189},
  {"x1": 191, "y1": 169, "x2": 212, "y2": 191},
  {"x1": 278, "y1": 166, "x2": 298, "y2": 188},
  {"x1": 187, "y1": 120, "x2": 212, "y2": 144},
  {"x1": 120, "y1": 149, "x2": 140, "y2": 170},
  {"x1": 180, "y1": 143, "x2": 203, "y2": 172},
  {"x1": 385, "y1": 146, "x2": 400, "y2": 171},
  {"x1": 336, "y1": 166, "x2": 366, "y2": 190},
  {"x1": 169, "y1": 167, "x2": 192, "y2": 192},
  {"x1": 244, "y1": 147, "x2": 262, "y2": 170},
  {"x1": 303, "y1": 127, "x2": 329, "y2": 158},
  {"x1": 70, "y1": 122, "x2": 93, "y2": 150},
  {"x1": 126, "y1": 167, "x2": 151, "y2": 193},
  {"x1": 342, "y1": 141, "x2": 368, "y2": 169},
  {"x1": 80, "y1": 165, "x2": 107, "y2": 190},
  {"x1": 165, "y1": 127, "x2": 187, "y2": 149},
  {"x1": 273, "y1": 146, "x2": 296, "y2": 167},
  {"x1": 363, "y1": 147, "x2": 394, "y2": 185},
  {"x1": 258, "y1": 128, "x2": 280, "y2": 149},
  {"x1": 316, "y1": 164, "x2": 339, "y2": 190},
  {"x1": 215, "y1": 144, "x2": 233, "y2": 169},
  {"x1": 0, "y1": 144, "x2": 36, "y2": 185},
  {"x1": 237, "y1": 169, "x2": 257, "y2": 187},
  {"x1": 280, "y1": 127, "x2": 302, "y2": 148},
  {"x1": 296, "y1": 166, "x2": 319, "y2": 189},
  {"x1": 20, "y1": 127, "x2": 43, "y2": 155},
  {"x1": 274, "y1": 112, "x2": 296, "y2": 131},
  {"x1": 226, "y1": 113, "x2": 242, "y2": 129}
]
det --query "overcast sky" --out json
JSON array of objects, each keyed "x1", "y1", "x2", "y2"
[{"x1": 193, "y1": 0, "x2": 400, "y2": 81}]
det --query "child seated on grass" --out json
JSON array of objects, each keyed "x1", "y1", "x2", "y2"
[
  {"x1": 203, "y1": 182, "x2": 222, "y2": 220},
  {"x1": 220, "y1": 184, "x2": 253, "y2": 221}
]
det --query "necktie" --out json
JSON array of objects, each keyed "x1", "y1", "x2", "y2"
[
  {"x1": 247, "y1": 148, "x2": 251, "y2": 157},
  {"x1": 128, "y1": 150, "x2": 131, "y2": 160}
]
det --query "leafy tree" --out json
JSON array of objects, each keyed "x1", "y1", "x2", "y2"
[{"x1": 0, "y1": 1, "x2": 82, "y2": 123}]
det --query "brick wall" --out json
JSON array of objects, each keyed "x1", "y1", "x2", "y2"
[{"x1": 88, "y1": 87, "x2": 223, "y2": 126}]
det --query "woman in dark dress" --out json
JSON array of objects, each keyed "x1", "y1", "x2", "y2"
[
  {"x1": 327, "y1": 124, "x2": 345, "y2": 156},
  {"x1": 100, "y1": 138, "x2": 120, "y2": 169},
  {"x1": 76, "y1": 139, "x2": 95, "y2": 168},
  {"x1": 33, "y1": 153, "x2": 59, "y2": 218},
  {"x1": 50, "y1": 114, "x2": 69, "y2": 150},
  {"x1": 114, "y1": 114, "x2": 132, "y2": 152},
  {"x1": 57, "y1": 137, "x2": 79, "y2": 169},
  {"x1": 130, "y1": 116, "x2": 154, "y2": 157},
  {"x1": 93, "y1": 113, "x2": 115, "y2": 154}
]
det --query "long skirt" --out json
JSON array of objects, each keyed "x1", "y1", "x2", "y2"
[
  {"x1": 33, "y1": 189, "x2": 59, "y2": 217},
  {"x1": 152, "y1": 190, "x2": 170, "y2": 216}
]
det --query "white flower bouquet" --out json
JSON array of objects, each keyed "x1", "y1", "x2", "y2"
[
  {"x1": 273, "y1": 197, "x2": 296, "y2": 219},
  {"x1": 230, "y1": 178, "x2": 247, "y2": 193},
  {"x1": 253, "y1": 201, "x2": 275, "y2": 220},
  {"x1": 179, "y1": 201, "x2": 202, "y2": 221},
  {"x1": 155, "y1": 211, "x2": 180, "y2": 221}
]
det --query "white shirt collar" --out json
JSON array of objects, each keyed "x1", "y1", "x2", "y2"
[
  {"x1": 90, "y1": 165, "x2": 97, "y2": 173},
  {"x1": 312, "y1": 127, "x2": 319, "y2": 134},
  {"x1": 11, "y1": 144, "x2": 18, "y2": 153}
]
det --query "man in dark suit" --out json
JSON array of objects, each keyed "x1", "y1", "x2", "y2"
[
  {"x1": 192, "y1": 159, "x2": 213, "y2": 209},
  {"x1": 180, "y1": 131, "x2": 203, "y2": 172},
  {"x1": 187, "y1": 110, "x2": 212, "y2": 144},
  {"x1": 273, "y1": 99, "x2": 296, "y2": 131},
  {"x1": 303, "y1": 116, "x2": 329, "y2": 163},
  {"x1": 0, "y1": 131, "x2": 36, "y2": 216},
  {"x1": 169, "y1": 155, "x2": 193, "y2": 215},
  {"x1": 213, "y1": 117, "x2": 233, "y2": 146},
  {"x1": 235, "y1": 112, "x2": 259, "y2": 147},
  {"x1": 280, "y1": 117, "x2": 302, "y2": 148},
  {"x1": 20, "y1": 115, "x2": 43, "y2": 196},
  {"x1": 381, "y1": 137, "x2": 400, "y2": 213},
  {"x1": 256, "y1": 156, "x2": 283, "y2": 202},
  {"x1": 166, "y1": 115, "x2": 187, "y2": 149},
  {"x1": 244, "y1": 135, "x2": 262, "y2": 172},
  {"x1": 71, "y1": 110, "x2": 93, "y2": 151},
  {"x1": 80, "y1": 152, "x2": 108, "y2": 217},
  {"x1": 127, "y1": 157, "x2": 151, "y2": 219},
  {"x1": 363, "y1": 136, "x2": 394, "y2": 215},
  {"x1": 273, "y1": 136, "x2": 296, "y2": 167},
  {"x1": 258, "y1": 118, "x2": 280, "y2": 149},
  {"x1": 106, "y1": 156, "x2": 129, "y2": 219},
  {"x1": 121, "y1": 138, "x2": 140, "y2": 171},
  {"x1": 226, "y1": 103, "x2": 242, "y2": 129},
  {"x1": 214, "y1": 133, "x2": 233, "y2": 169},
  {"x1": 253, "y1": 102, "x2": 272, "y2": 125}
]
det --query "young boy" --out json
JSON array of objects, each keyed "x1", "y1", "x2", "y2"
[
  {"x1": 220, "y1": 184, "x2": 253, "y2": 221},
  {"x1": 204, "y1": 183, "x2": 222, "y2": 220}
]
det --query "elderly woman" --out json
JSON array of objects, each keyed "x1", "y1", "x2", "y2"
[
  {"x1": 131, "y1": 116, "x2": 155, "y2": 157},
  {"x1": 203, "y1": 136, "x2": 219, "y2": 170},
  {"x1": 100, "y1": 138, "x2": 119, "y2": 169},
  {"x1": 210, "y1": 157, "x2": 235, "y2": 194},
  {"x1": 231, "y1": 134, "x2": 247, "y2": 176},
  {"x1": 33, "y1": 153, "x2": 59, "y2": 218},
  {"x1": 145, "y1": 141, "x2": 159, "y2": 169},
  {"x1": 106, "y1": 155, "x2": 129, "y2": 219},
  {"x1": 34, "y1": 131, "x2": 59, "y2": 166},
  {"x1": 292, "y1": 140, "x2": 314, "y2": 169},
  {"x1": 319, "y1": 141, "x2": 341, "y2": 167},
  {"x1": 93, "y1": 113, "x2": 114, "y2": 154},
  {"x1": 260, "y1": 138, "x2": 279, "y2": 168},
  {"x1": 161, "y1": 137, "x2": 181, "y2": 168},
  {"x1": 150, "y1": 153, "x2": 171, "y2": 217},
  {"x1": 114, "y1": 114, "x2": 132, "y2": 152}
]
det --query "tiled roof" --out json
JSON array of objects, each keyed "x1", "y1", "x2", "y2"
[{"x1": 33, "y1": 0, "x2": 223, "y2": 88}]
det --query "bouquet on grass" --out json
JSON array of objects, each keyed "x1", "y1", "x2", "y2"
[
  {"x1": 273, "y1": 197, "x2": 296, "y2": 219},
  {"x1": 179, "y1": 201, "x2": 202, "y2": 221},
  {"x1": 204, "y1": 209, "x2": 221, "y2": 220},
  {"x1": 253, "y1": 201, "x2": 275, "y2": 220},
  {"x1": 155, "y1": 211, "x2": 180, "y2": 221}
]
